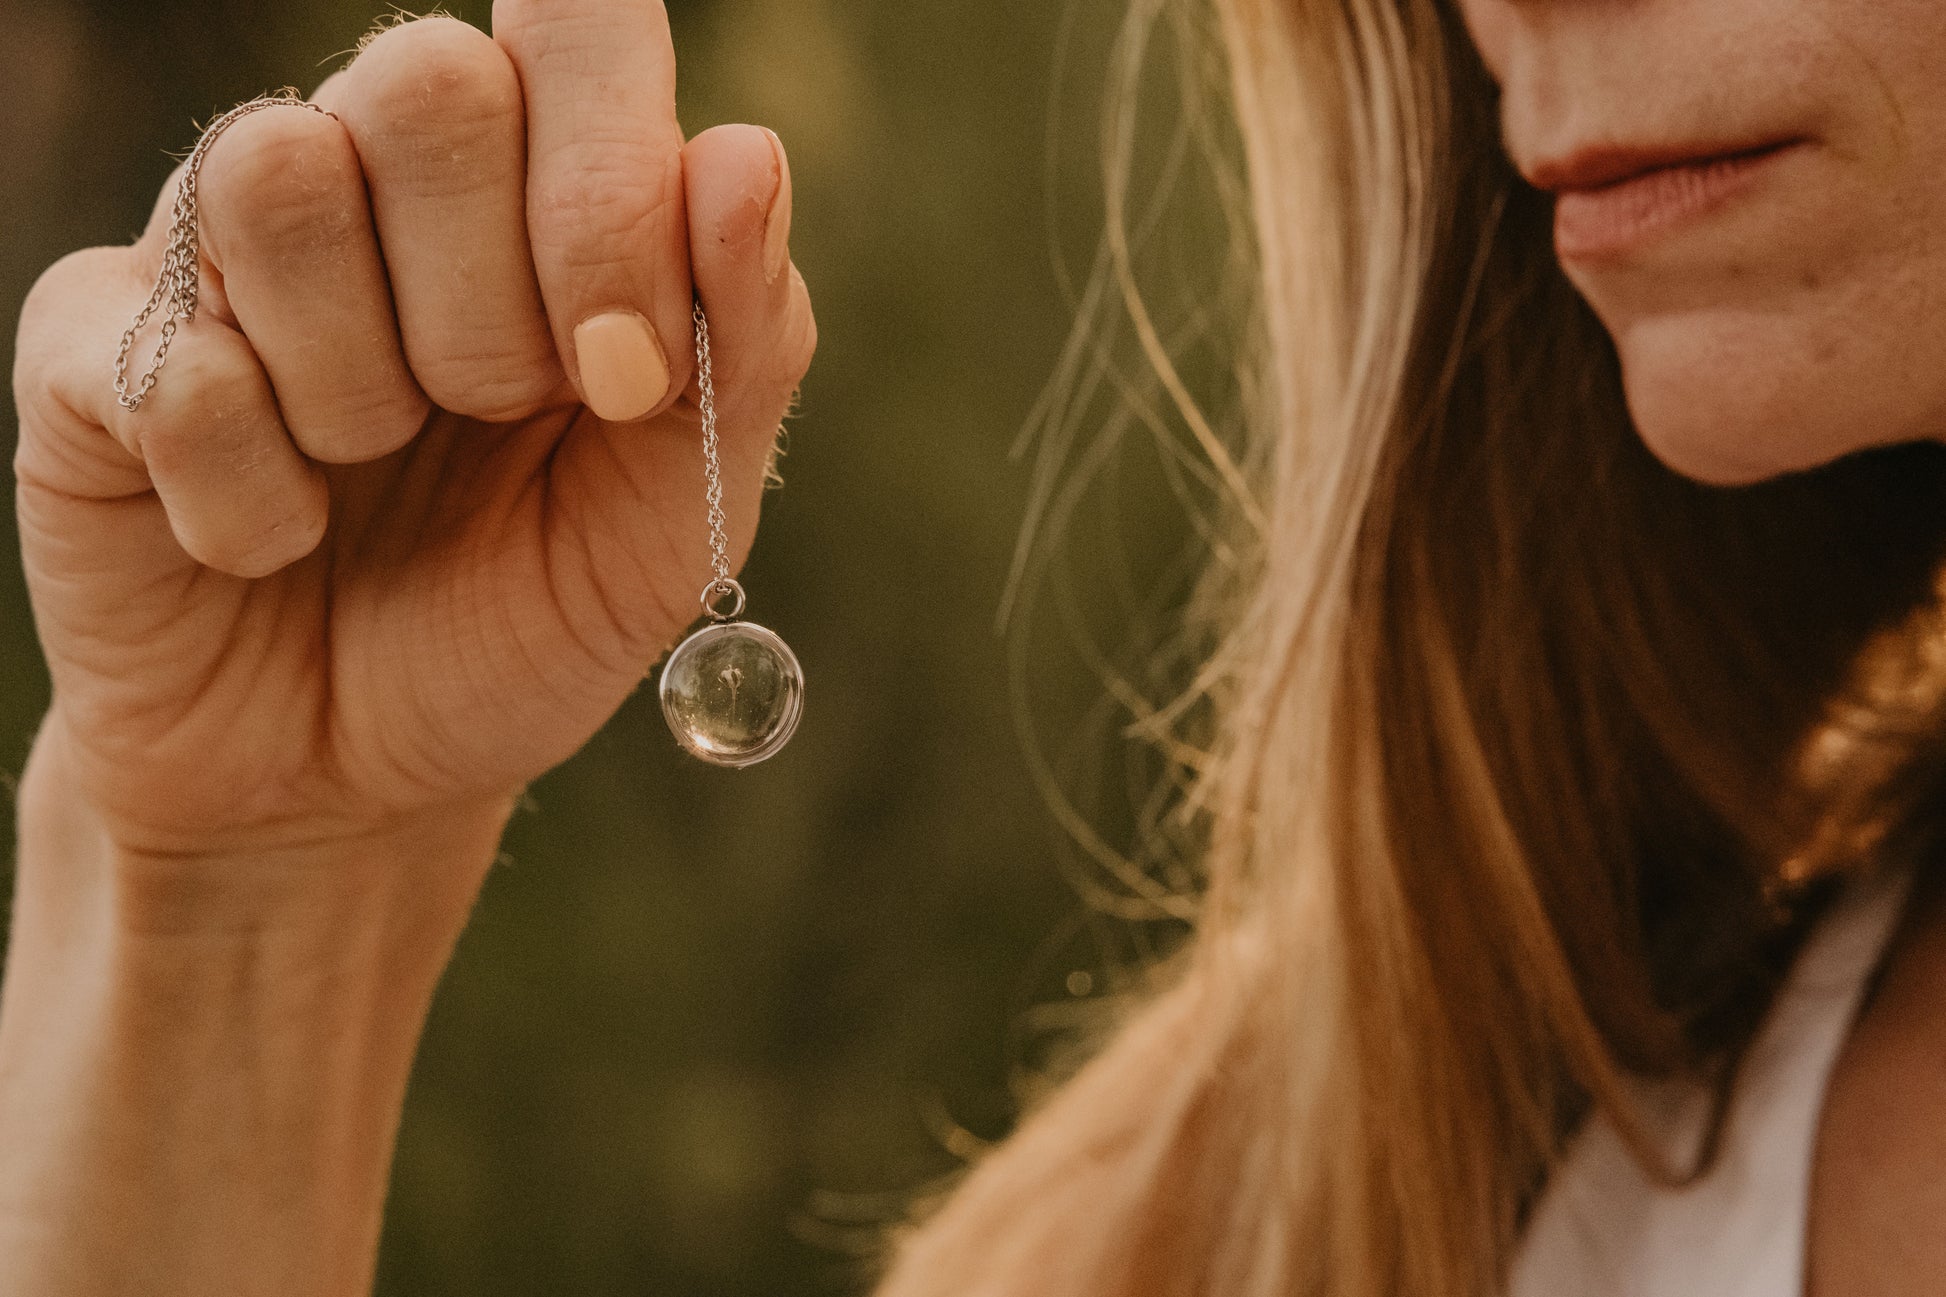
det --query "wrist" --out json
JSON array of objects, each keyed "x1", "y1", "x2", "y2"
[
  {"x1": 14, "y1": 703, "x2": 520, "y2": 948},
  {"x1": 0, "y1": 710, "x2": 521, "y2": 1296}
]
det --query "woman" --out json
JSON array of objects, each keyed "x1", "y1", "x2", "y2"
[{"x1": 5, "y1": 0, "x2": 1943, "y2": 1294}]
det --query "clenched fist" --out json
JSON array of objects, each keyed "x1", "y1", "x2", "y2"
[{"x1": 10, "y1": 2, "x2": 816, "y2": 864}]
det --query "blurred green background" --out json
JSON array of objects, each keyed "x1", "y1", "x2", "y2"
[{"x1": 0, "y1": 0, "x2": 1224, "y2": 1292}]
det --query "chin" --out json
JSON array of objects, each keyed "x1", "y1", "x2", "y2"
[
  {"x1": 1622, "y1": 384, "x2": 1826, "y2": 487},
  {"x1": 1608, "y1": 314, "x2": 1933, "y2": 489}
]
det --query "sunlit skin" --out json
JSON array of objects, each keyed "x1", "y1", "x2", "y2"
[
  {"x1": 1458, "y1": 0, "x2": 1946, "y2": 486},
  {"x1": 1457, "y1": 3, "x2": 1946, "y2": 1293},
  {"x1": 0, "y1": 3, "x2": 811, "y2": 1293}
]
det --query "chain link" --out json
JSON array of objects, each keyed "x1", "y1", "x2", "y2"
[{"x1": 113, "y1": 89, "x2": 335, "y2": 413}]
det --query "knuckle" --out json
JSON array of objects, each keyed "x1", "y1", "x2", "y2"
[
  {"x1": 222, "y1": 507, "x2": 328, "y2": 580},
  {"x1": 349, "y1": 17, "x2": 522, "y2": 160},
  {"x1": 493, "y1": 0, "x2": 671, "y2": 61},
  {"x1": 294, "y1": 385, "x2": 430, "y2": 464},
  {"x1": 530, "y1": 159, "x2": 683, "y2": 264},
  {"x1": 128, "y1": 343, "x2": 271, "y2": 474},
  {"x1": 200, "y1": 110, "x2": 364, "y2": 255},
  {"x1": 412, "y1": 349, "x2": 561, "y2": 423},
  {"x1": 714, "y1": 291, "x2": 817, "y2": 415},
  {"x1": 130, "y1": 416, "x2": 197, "y2": 482},
  {"x1": 19, "y1": 245, "x2": 111, "y2": 335},
  {"x1": 13, "y1": 246, "x2": 122, "y2": 410}
]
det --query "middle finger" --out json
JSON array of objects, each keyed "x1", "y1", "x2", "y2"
[{"x1": 323, "y1": 17, "x2": 565, "y2": 423}]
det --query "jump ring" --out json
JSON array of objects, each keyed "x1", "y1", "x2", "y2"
[{"x1": 701, "y1": 578, "x2": 746, "y2": 622}]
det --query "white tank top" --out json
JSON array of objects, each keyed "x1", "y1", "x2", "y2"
[{"x1": 1508, "y1": 868, "x2": 1913, "y2": 1297}]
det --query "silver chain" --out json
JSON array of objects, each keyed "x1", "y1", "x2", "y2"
[
  {"x1": 114, "y1": 89, "x2": 333, "y2": 413},
  {"x1": 691, "y1": 299, "x2": 743, "y2": 621}
]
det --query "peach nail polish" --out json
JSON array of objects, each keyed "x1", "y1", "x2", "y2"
[
  {"x1": 573, "y1": 312, "x2": 671, "y2": 422},
  {"x1": 762, "y1": 128, "x2": 793, "y2": 284}
]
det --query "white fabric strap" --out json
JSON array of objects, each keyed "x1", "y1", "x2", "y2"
[{"x1": 1508, "y1": 868, "x2": 1913, "y2": 1297}]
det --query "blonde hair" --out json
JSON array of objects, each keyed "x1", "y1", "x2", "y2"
[{"x1": 870, "y1": 1, "x2": 1946, "y2": 1294}]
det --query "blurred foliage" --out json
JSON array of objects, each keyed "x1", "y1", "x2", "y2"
[{"x1": 0, "y1": 0, "x2": 1235, "y2": 1292}]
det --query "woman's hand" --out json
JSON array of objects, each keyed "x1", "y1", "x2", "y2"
[
  {"x1": 0, "y1": 7, "x2": 812, "y2": 1293},
  {"x1": 11, "y1": 0, "x2": 815, "y2": 868}
]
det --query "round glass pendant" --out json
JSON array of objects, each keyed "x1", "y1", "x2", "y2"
[{"x1": 659, "y1": 620, "x2": 804, "y2": 768}]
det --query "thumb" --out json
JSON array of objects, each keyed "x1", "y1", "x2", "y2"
[{"x1": 542, "y1": 123, "x2": 815, "y2": 665}]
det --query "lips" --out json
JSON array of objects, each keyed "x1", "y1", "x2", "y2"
[{"x1": 1531, "y1": 138, "x2": 1806, "y2": 260}]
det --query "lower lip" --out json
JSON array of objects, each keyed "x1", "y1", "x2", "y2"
[{"x1": 1553, "y1": 142, "x2": 1801, "y2": 261}]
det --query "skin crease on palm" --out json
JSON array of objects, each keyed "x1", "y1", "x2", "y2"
[{"x1": 1454, "y1": 4, "x2": 1946, "y2": 1294}]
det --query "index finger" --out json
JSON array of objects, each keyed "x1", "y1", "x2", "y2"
[{"x1": 492, "y1": 0, "x2": 692, "y2": 423}]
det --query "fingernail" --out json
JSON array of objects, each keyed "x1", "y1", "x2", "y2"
[
  {"x1": 761, "y1": 128, "x2": 793, "y2": 284},
  {"x1": 574, "y1": 311, "x2": 670, "y2": 422}
]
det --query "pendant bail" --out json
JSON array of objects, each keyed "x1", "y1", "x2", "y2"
[{"x1": 701, "y1": 577, "x2": 747, "y2": 622}]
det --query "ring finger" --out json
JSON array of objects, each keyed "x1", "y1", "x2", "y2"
[{"x1": 194, "y1": 103, "x2": 428, "y2": 464}]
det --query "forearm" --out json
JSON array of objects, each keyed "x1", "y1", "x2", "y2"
[{"x1": 0, "y1": 720, "x2": 516, "y2": 1297}]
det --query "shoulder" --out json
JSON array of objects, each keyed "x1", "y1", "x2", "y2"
[{"x1": 1508, "y1": 869, "x2": 1913, "y2": 1297}]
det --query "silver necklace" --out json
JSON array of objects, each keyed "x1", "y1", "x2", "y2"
[
  {"x1": 115, "y1": 91, "x2": 804, "y2": 769},
  {"x1": 659, "y1": 302, "x2": 804, "y2": 768}
]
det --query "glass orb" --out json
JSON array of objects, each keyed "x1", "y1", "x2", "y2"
[{"x1": 658, "y1": 621, "x2": 804, "y2": 768}]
